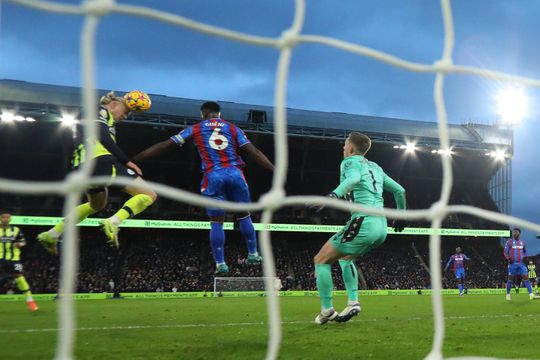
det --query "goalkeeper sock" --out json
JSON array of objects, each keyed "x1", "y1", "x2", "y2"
[
  {"x1": 315, "y1": 263, "x2": 334, "y2": 310},
  {"x1": 506, "y1": 280, "x2": 512, "y2": 294},
  {"x1": 338, "y1": 259, "x2": 358, "y2": 303},
  {"x1": 210, "y1": 222, "x2": 226, "y2": 264},
  {"x1": 15, "y1": 276, "x2": 33, "y2": 301},
  {"x1": 110, "y1": 194, "x2": 154, "y2": 226},
  {"x1": 535, "y1": 284, "x2": 538, "y2": 293},
  {"x1": 238, "y1": 216, "x2": 258, "y2": 255},
  {"x1": 50, "y1": 202, "x2": 97, "y2": 238},
  {"x1": 524, "y1": 280, "x2": 533, "y2": 294}
]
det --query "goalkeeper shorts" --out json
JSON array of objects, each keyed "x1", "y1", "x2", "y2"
[{"x1": 329, "y1": 216, "x2": 387, "y2": 256}]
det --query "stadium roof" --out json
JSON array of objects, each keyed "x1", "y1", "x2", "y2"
[{"x1": 0, "y1": 79, "x2": 512, "y2": 151}]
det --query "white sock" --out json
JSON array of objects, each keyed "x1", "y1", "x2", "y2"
[
  {"x1": 108, "y1": 215, "x2": 121, "y2": 226},
  {"x1": 321, "y1": 308, "x2": 334, "y2": 315},
  {"x1": 26, "y1": 296, "x2": 33, "y2": 302}
]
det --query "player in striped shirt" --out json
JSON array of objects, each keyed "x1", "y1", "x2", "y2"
[
  {"x1": 528, "y1": 260, "x2": 538, "y2": 294},
  {"x1": 504, "y1": 228, "x2": 538, "y2": 300},
  {"x1": 132, "y1": 101, "x2": 274, "y2": 274},
  {"x1": 443, "y1": 247, "x2": 470, "y2": 296}
]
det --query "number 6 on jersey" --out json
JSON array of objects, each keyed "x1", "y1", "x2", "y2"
[{"x1": 209, "y1": 128, "x2": 229, "y2": 150}]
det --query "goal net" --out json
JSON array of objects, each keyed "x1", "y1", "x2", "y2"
[
  {"x1": 213, "y1": 277, "x2": 282, "y2": 296},
  {"x1": 2, "y1": 1, "x2": 540, "y2": 360}
]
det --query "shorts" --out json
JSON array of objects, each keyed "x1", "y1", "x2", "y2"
[
  {"x1": 201, "y1": 167, "x2": 251, "y2": 217},
  {"x1": 0, "y1": 260, "x2": 23, "y2": 274},
  {"x1": 455, "y1": 268, "x2": 466, "y2": 279},
  {"x1": 329, "y1": 216, "x2": 387, "y2": 256},
  {"x1": 75, "y1": 155, "x2": 138, "y2": 193},
  {"x1": 508, "y1": 263, "x2": 528, "y2": 276}
]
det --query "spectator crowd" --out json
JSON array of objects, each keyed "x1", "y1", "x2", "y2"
[{"x1": 0, "y1": 227, "x2": 522, "y2": 295}]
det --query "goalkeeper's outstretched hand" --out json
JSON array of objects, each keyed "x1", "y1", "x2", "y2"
[
  {"x1": 309, "y1": 192, "x2": 338, "y2": 213},
  {"x1": 392, "y1": 219, "x2": 407, "y2": 232}
]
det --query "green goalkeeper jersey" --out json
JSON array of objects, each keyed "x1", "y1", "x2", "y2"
[{"x1": 332, "y1": 155, "x2": 406, "y2": 218}]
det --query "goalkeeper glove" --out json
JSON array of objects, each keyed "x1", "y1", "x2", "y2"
[{"x1": 392, "y1": 219, "x2": 406, "y2": 232}]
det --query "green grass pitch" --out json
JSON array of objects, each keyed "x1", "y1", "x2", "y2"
[{"x1": 0, "y1": 294, "x2": 539, "y2": 359}]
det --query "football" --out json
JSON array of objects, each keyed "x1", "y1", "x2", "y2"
[{"x1": 124, "y1": 90, "x2": 151, "y2": 112}]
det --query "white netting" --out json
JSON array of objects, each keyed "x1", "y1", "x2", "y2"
[
  {"x1": 2, "y1": 1, "x2": 540, "y2": 360},
  {"x1": 213, "y1": 277, "x2": 282, "y2": 295}
]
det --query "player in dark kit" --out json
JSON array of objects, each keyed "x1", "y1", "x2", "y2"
[
  {"x1": 527, "y1": 260, "x2": 538, "y2": 294},
  {"x1": 132, "y1": 101, "x2": 274, "y2": 274},
  {"x1": 37, "y1": 91, "x2": 156, "y2": 252},
  {"x1": 0, "y1": 211, "x2": 38, "y2": 311}
]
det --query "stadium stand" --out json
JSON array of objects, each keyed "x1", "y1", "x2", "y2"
[{"x1": 0, "y1": 80, "x2": 515, "y2": 295}]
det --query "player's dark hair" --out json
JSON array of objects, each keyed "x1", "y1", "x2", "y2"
[
  {"x1": 200, "y1": 101, "x2": 221, "y2": 114},
  {"x1": 513, "y1": 227, "x2": 521, "y2": 233},
  {"x1": 0, "y1": 210, "x2": 11, "y2": 215},
  {"x1": 348, "y1": 132, "x2": 372, "y2": 155}
]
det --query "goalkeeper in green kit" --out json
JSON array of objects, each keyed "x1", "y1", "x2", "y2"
[{"x1": 310, "y1": 132, "x2": 407, "y2": 324}]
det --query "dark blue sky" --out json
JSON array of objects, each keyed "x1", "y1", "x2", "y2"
[{"x1": 1, "y1": 1, "x2": 540, "y2": 252}]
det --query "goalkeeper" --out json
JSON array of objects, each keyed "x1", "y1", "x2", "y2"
[
  {"x1": 37, "y1": 91, "x2": 156, "y2": 252},
  {"x1": 310, "y1": 132, "x2": 406, "y2": 324}
]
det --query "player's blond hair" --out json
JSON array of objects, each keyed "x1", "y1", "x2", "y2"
[
  {"x1": 99, "y1": 91, "x2": 125, "y2": 106},
  {"x1": 348, "y1": 132, "x2": 372, "y2": 155}
]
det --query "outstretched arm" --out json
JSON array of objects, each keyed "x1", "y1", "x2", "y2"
[
  {"x1": 383, "y1": 174, "x2": 406, "y2": 210},
  {"x1": 131, "y1": 139, "x2": 177, "y2": 164},
  {"x1": 239, "y1": 143, "x2": 274, "y2": 172},
  {"x1": 97, "y1": 121, "x2": 130, "y2": 164}
]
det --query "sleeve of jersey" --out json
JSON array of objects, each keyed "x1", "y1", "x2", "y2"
[
  {"x1": 446, "y1": 257, "x2": 453, "y2": 267},
  {"x1": 97, "y1": 121, "x2": 130, "y2": 164},
  {"x1": 332, "y1": 159, "x2": 361, "y2": 198},
  {"x1": 236, "y1": 127, "x2": 250, "y2": 147},
  {"x1": 503, "y1": 241, "x2": 510, "y2": 259},
  {"x1": 382, "y1": 173, "x2": 406, "y2": 210},
  {"x1": 170, "y1": 127, "x2": 193, "y2": 147}
]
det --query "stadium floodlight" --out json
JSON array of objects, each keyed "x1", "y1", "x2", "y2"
[
  {"x1": 496, "y1": 86, "x2": 527, "y2": 125},
  {"x1": 485, "y1": 149, "x2": 507, "y2": 161},
  {"x1": 441, "y1": 148, "x2": 453, "y2": 157},
  {"x1": 25, "y1": 117, "x2": 36, "y2": 122},
  {"x1": 1, "y1": 111, "x2": 15, "y2": 123},
  {"x1": 393, "y1": 142, "x2": 416, "y2": 154},
  {"x1": 60, "y1": 114, "x2": 78, "y2": 127},
  {"x1": 432, "y1": 148, "x2": 453, "y2": 156},
  {"x1": 404, "y1": 142, "x2": 417, "y2": 154}
]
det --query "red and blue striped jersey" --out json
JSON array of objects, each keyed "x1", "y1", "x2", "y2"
[
  {"x1": 504, "y1": 239, "x2": 527, "y2": 263},
  {"x1": 170, "y1": 118, "x2": 250, "y2": 173},
  {"x1": 446, "y1": 253, "x2": 469, "y2": 271}
]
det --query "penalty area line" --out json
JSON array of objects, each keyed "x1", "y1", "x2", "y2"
[{"x1": 1, "y1": 313, "x2": 539, "y2": 334}]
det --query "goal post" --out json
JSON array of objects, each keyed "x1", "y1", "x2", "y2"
[{"x1": 213, "y1": 277, "x2": 283, "y2": 297}]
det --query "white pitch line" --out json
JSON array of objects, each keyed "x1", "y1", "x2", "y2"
[{"x1": 1, "y1": 313, "x2": 539, "y2": 334}]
